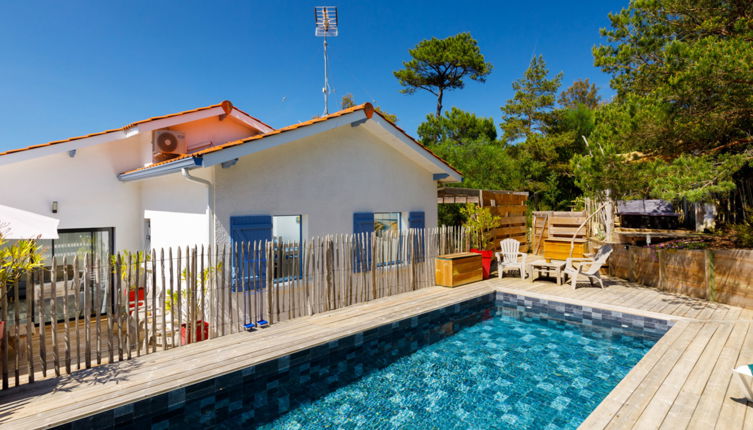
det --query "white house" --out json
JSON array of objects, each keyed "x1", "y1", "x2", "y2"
[{"x1": 0, "y1": 100, "x2": 461, "y2": 262}]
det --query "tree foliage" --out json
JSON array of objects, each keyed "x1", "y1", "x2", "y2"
[
  {"x1": 417, "y1": 107, "x2": 496, "y2": 146},
  {"x1": 394, "y1": 33, "x2": 492, "y2": 117},
  {"x1": 500, "y1": 55, "x2": 562, "y2": 144},
  {"x1": 0, "y1": 233, "x2": 43, "y2": 299},
  {"x1": 559, "y1": 78, "x2": 601, "y2": 109},
  {"x1": 460, "y1": 203, "x2": 502, "y2": 250},
  {"x1": 581, "y1": 0, "x2": 753, "y2": 202},
  {"x1": 498, "y1": 56, "x2": 591, "y2": 209}
]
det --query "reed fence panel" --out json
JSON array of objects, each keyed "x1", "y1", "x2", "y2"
[{"x1": 0, "y1": 226, "x2": 467, "y2": 390}]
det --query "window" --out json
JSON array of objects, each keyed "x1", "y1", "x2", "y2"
[
  {"x1": 273, "y1": 215, "x2": 302, "y2": 243},
  {"x1": 273, "y1": 215, "x2": 302, "y2": 281},
  {"x1": 374, "y1": 212, "x2": 402, "y2": 264}
]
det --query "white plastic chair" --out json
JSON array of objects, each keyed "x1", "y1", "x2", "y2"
[
  {"x1": 495, "y1": 239, "x2": 527, "y2": 279},
  {"x1": 732, "y1": 365, "x2": 753, "y2": 402},
  {"x1": 563, "y1": 245, "x2": 613, "y2": 289}
]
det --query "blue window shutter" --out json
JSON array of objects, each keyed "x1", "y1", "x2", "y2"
[
  {"x1": 230, "y1": 215, "x2": 272, "y2": 291},
  {"x1": 408, "y1": 211, "x2": 426, "y2": 262},
  {"x1": 353, "y1": 212, "x2": 375, "y2": 234},
  {"x1": 408, "y1": 211, "x2": 425, "y2": 229},
  {"x1": 353, "y1": 212, "x2": 374, "y2": 272}
]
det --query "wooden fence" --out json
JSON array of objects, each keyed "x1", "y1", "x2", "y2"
[
  {"x1": 608, "y1": 245, "x2": 753, "y2": 309},
  {"x1": 436, "y1": 187, "x2": 529, "y2": 252},
  {"x1": 483, "y1": 190, "x2": 529, "y2": 252},
  {"x1": 0, "y1": 226, "x2": 469, "y2": 390}
]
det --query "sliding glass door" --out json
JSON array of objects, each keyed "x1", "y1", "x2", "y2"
[{"x1": 32, "y1": 228, "x2": 114, "y2": 323}]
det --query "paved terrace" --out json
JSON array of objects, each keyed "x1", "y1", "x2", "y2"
[{"x1": 0, "y1": 276, "x2": 752, "y2": 429}]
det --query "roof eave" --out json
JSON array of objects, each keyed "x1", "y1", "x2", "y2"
[
  {"x1": 365, "y1": 115, "x2": 463, "y2": 183},
  {"x1": 118, "y1": 156, "x2": 203, "y2": 182},
  {"x1": 201, "y1": 110, "x2": 369, "y2": 168}
]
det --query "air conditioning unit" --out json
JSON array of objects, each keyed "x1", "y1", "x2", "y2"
[{"x1": 153, "y1": 130, "x2": 187, "y2": 155}]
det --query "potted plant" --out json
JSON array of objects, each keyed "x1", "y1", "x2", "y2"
[
  {"x1": 111, "y1": 250, "x2": 151, "y2": 311},
  {"x1": 166, "y1": 262, "x2": 222, "y2": 345},
  {"x1": 0, "y1": 234, "x2": 43, "y2": 341},
  {"x1": 461, "y1": 203, "x2": 502, "y2": 279}
]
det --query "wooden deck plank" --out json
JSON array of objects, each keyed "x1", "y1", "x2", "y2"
[
  {"x1": 603, "y1": 322, "x2": 705, "y2": 429},
  {"x1": 632, "y1": 322, "x2": 719, "y2": 429},
  {"x1": 687, "y1": 321, "x2": 750, "y2": 429},
  {"x1": 579, "y1": 321, "x2": 695, "y2": 430},
  {"x1": 658, "y1": 321, "x2": 735, "y2": 429},
  {"x1": 715, "y1": 319, "x2": 753, "y2": 429}
]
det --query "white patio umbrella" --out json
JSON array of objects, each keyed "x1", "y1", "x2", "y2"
[{"x1": 0, "y1": 204, "x2": 59, "y2": 240}]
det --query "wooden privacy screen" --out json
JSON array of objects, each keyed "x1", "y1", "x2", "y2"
[
  {"x1": 608, "y1": 246, "x2": 753, "y2": 310},
  {"x1": 531, "y1": 211, "x2": 588, "y2": 259},
  {"x1": 437, "y1": 188, "x2": 529, "y2": 252},
  {"x1": 481, "y1": 190, "x2": 528, "y2": 252}
]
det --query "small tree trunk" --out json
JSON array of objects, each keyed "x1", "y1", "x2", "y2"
[{"x1": 436, "y1": 88, "x2": 444, "y2": 117}]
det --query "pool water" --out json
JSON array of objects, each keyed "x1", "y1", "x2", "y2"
[{"x1": 256, "y1": 307, "x2": 656, "y2": 430}]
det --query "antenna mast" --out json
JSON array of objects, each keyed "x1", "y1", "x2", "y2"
[{"x1": 314, "y1": 6, "x2": 338, "y2": 115}]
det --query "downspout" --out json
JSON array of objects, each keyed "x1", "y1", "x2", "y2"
[{"x1": 181, "y1": 168, "x2": 215, "y2": 247}]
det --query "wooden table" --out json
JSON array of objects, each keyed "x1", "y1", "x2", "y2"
[{"x1": 527, "y1": 260, "x2": 565, "y2": 285}]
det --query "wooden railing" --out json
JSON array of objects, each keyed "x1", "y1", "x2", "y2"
[{"x1": 0, "y1": 226, "x2": 469, "y2": 390}]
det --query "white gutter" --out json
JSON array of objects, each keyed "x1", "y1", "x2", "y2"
[{"x1": 181, "y1": 168, "x2": 215, "y2": 247}]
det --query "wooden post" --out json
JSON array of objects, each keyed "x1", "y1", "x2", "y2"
[
  {"x1": 705, "y1": 249, "x2": 716, "y2": 302},
  {"x1": 219, "y1": 246, "x2": 226, "y2": 337},
  {"x1": 160, "y1": 248, "x2": 167, "y2": 350},
  {"x1": 232, "y1": 243, "x2": 239, "y2": 333},
  {"x1": 200, "y1": 245, "x2": 206, "y2": 342},
  {"x1": 125, "y1": 253, "x2": 132, "y2": 360},
  {"x1": 11, "y1": 266, "x2": 20, "y2": 385},
  {"x1": 176, "y1": 247, "x2": 182, "y2": 346},
  {"x1": 25, "y1": 270, "x2": 34, "y2": 384},
  {"x1": 39, "y1": 263, "x2": 47, "y2": 377},
  {"x1": 74, "y1": 256, "x2": 81, "y2": 369},
  {"x1": 190, "y1": 246, "x2": 197, "y2": 345},
  {"x1": 133, "y1": 252, "x2": 141, "y2": 357},
  {"x1": 168, "y1": 247, "x2": 175, "y2": 347},
  {"x1": 657, "y1": 249, "x2": 665, "y2": 291},
  {"x1": 1, "y1": 277, "x2": 8, "y2": 389},
  {"x1": 266, "y1": 241, "x2": 274, "y2": 324},
  {"x1": 115, "y1": 254, "x2": 123, "y2": 361},
  {"x1": 94, "y1": 257, "x2": 101, "y2": 366},
  {"x1": 51, "y1": 256, "x2": 60, "y2": 377},
  {"x1": 106, "y1": 255, "x2": 114, "y2": 365},
  {"x1": 151, "y1": 249, "x2": 158, "y2": 352}
]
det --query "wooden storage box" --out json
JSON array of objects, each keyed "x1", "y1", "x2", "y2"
[
  {"x1": 435, "y1": 252, "x2": 483, "y2": 287},
  {"x1": 543, "y1": 239, "x2": 586, "y2": 262}
]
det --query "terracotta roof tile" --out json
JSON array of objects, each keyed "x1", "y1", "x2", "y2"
[
  {"x1": 0, "y1": 100, "x2": 271, "y2": 158},
  {"x1": 119, "y1": 103, "x2": 375, "y2": 175},
  {"x1": 119, "y1": 103, "x2": 462, "y2": 179}
]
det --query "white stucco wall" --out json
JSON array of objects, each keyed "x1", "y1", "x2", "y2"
[
  {"x1": 1, "y1": 115, "x2": 444, "y2": 253},
  {"x1": 213, "y1": 124, "x2": 439, "y2": 247},
  {"x1": 141, "y1": 169, "x2": 212, "y2": 251},
  {"x1": 0, "y1": 115, "x2": 256, "y2": 252},
  {"x1": 0, "y1": 135, "x2": 144, "y2": 250}
]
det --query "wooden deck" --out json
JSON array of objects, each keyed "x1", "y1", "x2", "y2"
[{"x1": 0, "y1": 276, "x2": 752, "y2": 429}]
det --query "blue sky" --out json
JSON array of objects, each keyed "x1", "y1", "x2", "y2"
[{"x1": 0, "y1": 0, "x2": 626, "y2": 152}]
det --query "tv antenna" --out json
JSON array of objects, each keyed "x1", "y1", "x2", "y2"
[{"x1": 314, "y1": 6, "x2": 338, "y2": 115}]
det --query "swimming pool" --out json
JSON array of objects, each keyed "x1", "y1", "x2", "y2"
[{"x1": 58, "y1": 293, "x2": 671, "y2": 429}]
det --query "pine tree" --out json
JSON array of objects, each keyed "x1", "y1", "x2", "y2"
[{"x1": 499, "y1": 55, "x2": 562, "y2": 144}]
